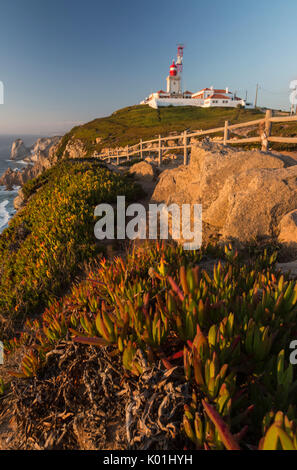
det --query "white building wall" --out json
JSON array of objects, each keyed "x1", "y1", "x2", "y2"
[
  {"x1": 147, "y1": 97, "x2": 246, "y2": 109},
  {"x1": 148, "y1": 97, "x2": 204, "y2": 109},
  {"x1": 203, "y1": 99, "x2": 245, "y2": 108}
]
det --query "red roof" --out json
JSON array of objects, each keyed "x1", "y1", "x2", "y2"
[
  {"x1": 157, "y1": 90, "x2": 167, "y2": 94},
  {"x1": 184, "y1": 90, "x2": 193, "y2": 94}
]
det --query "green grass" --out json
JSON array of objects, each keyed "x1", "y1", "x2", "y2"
[
  {"x1": 56, "y1": 105, "x2": 265, "y2": 157},
  {"x1": 242, "y1": 121, "x2": 297, "y2": 151},
  {"x1": 269, "y1": 121, "x2": 297, "y2": 151}
]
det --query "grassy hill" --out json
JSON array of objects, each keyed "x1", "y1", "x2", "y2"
[{"x1": 57, "y1": 105, "x2": 265, "y2": 157}]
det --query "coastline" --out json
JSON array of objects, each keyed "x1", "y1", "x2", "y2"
[
  {"x1": 0, "y1": 185, "x2": 20, "y2": 232},
  {"x1": 0, "y1": 135, "x2": 36, "y2": 233},
  {"x1": 0, "y1": 135, "x2": 61, "y2": 233}
]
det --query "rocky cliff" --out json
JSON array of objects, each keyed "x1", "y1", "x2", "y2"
[
  {"x1": 30, "y1": 136, "x2": 61, "y2": 158},
  {"x1": 62, "y1": 138, "x2": 88, "y2": 159},
  {"x1": 10, "y1": 139, "x2": 30, "y2": 160},
  {"x1": 0, "y1": 136, "x2": 62, "y2": 210},
  {"x1": 0, "y1": 136, "x2": 62, "y2": 189}
]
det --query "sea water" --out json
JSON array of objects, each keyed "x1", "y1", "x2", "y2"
[{"x1": 0, "y1": 135, "x2": 41, "y2": 233}]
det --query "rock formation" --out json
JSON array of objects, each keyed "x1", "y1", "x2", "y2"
[
  {"x1": 63, "y1": 138, "x2": 87, "y2": 159},
  {"x1": 152, "y1": 141, "x2": 297, "y2": 245},
  {"x1": 13, "y1": 189, "x2": 25, "y2": 210},
  {"x1": 10, "y1": 139, "x2": 30, "y2": 160},
  {"x1": 0, "y1": 136, "x2": 62, "y2": 212},
  {"x1": 30, "y1": 136, "x2": 61, "y2": 158},
  {"x1": 0, "y1": 163, "x2": 44, "y2": 189}
]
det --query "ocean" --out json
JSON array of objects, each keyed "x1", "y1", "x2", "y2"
[{"x1": 0, "y1": 135, "x2": 42, "y2": 232}]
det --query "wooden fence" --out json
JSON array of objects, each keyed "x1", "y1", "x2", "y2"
[{"x1": 94, "y1": 110, "x2": 297, "y2": 166}]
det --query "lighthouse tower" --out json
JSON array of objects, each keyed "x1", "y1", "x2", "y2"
[{"x1": 166, "y1": 60, "x2": 181, "y2": 96}]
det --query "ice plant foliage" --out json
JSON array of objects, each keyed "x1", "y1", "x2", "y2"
[
  {"x1": 4, "y1": 241, "x2": 297, "y2": 450},
  {"x1": 0, "y1": 160, "x2": 143, "y2": 322}
]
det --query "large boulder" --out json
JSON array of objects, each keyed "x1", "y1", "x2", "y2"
[
  {"x1": 152, "y1": 142, "x2": 297, "y2": 244},
  {"x1": 10, "y1": 139, "x2": 30, "y2": 160},
  {"x1": 129, "y1": 161, "x2": 155, "y2": 181}
]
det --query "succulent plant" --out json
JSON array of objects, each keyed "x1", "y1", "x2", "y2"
[{"x1": 4, "y1": 240, "x2": 297, "y2": 450}]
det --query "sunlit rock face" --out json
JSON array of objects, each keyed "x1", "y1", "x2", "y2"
[{"x1": 152, "y1": 141, "x2": 297, "y2": 244}]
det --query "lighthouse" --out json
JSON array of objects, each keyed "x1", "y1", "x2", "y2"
[
  {"x1": 166, "y1": 59, "x2": 182, "y2": 96},
  {"x1": 140, "y1": 43, "x2": 249, "y2": 109}
]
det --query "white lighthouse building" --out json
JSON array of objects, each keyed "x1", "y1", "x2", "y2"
[
  {"x1": 140, "y1": 46, "x2": 250, "y2": 109},
  {"x1": 166, "y1": 60, "x2": 182, "y2": 95}
]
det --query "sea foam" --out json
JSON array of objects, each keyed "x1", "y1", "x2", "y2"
[{"x1": 0, "y1": 199, "x2": 10, "y2": 230}]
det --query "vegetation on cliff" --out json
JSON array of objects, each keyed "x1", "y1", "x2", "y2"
[{"x1": 0, "y1": 159, "x2": 143, "y2": 331}]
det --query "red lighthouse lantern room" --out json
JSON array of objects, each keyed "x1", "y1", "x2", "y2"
[{"x1": 169, "y1": 60, "x2": 177, "y2": 76}]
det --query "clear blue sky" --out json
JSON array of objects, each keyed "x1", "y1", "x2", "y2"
[{"x1": 0, "y1": 0, "x2": 296, "y2": 134}]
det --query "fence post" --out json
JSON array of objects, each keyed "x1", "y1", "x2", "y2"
[
  {"x1": 261, "y1": 109, "x2": 272, "y2": 152},
  {"x1": 140, "y1": 139, "x2": 143, "y2": 160},
  {"x1": 183, "y1": 130, "x2": 188, "y2": 165},
  {"x1": 126, "y1": 145, "x2": 129, "y2": 161},
  {"x1": 116, "y1": 148, "x2": 119, "y2": 166},
  {"x1": 265, "y1": 109, "x2": 272, "y2": 150},
  {"x1": 224, "y1": 121, "x2": 229, "y2": 145},
  {"x1": 158, "y1": 135, "x2": 162, "y2": 166}
]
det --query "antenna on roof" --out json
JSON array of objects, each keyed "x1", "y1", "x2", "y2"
[{"x1": 176, "y1": 44, "x2": 185, "y2": 94}]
